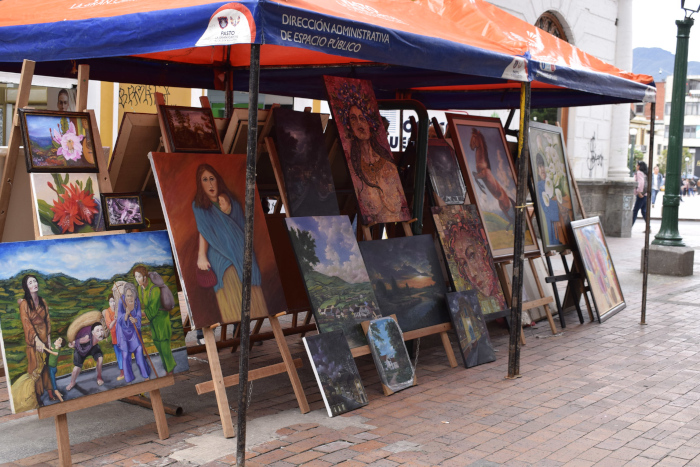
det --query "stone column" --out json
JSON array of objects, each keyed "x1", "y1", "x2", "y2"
[{"x1": 607, "y1": 0, "x2": 634, "y2": 181}]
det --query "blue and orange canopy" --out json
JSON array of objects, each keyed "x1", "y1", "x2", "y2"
[{"x1": 0, "y1": 0, "x2": 654, "y2": 108}]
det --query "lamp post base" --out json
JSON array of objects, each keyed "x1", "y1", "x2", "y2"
[{"x1": 642, "y1": 244, "x2": 694, "y2": 276}]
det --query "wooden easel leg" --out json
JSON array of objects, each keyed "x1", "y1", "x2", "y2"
[
  {"x1": 149, "y1": 389, "x2": 170, "y2": 440},
  {"x1": 230, "y1": 323, "x2": 242, "y2": 353},
  {"x1": 203, "y1": 326, "x2": 235, "y2": 438},
  {"x1": 561, "y1": 255, "x2": 584, "y2": 324},
  {"x1": 545, "y1": 254, "x2": 566, "y2": 329},
  {"x1": 300, "y1": 310, "x2": 313, "y2": 338},
  {"x1": 220, "y1": 324, "x2": 228, "y2": 341},
  {"x1": 528, "y1": 258, "x2": 557, "y2": 334},
  {"x1": 55, "y1": 414, "x2": 71, "y2": 467},
  {"x1": 520, "y1": 328, "x2": 526, "y2": 346},
  {"x1": 269, "y1": 316, "x2": 310, "y2": 413},
  {"x1": 249, "y1": 318, "x2": 265, "y2": 351},
  {"x1": 291, "y1": 312, "x2": 298, "y2": 328},
  {"x1": 439, "y1": 331, "x2": 458, "y2": 368}
]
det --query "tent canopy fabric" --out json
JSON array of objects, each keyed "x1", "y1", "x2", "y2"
[{"x1": 0, "y1": 0, "x2": 654, "y2": 108}]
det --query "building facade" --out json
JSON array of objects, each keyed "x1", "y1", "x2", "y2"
[{"x1": 662, "y1": 75, "x2": 700, "y2": 177}]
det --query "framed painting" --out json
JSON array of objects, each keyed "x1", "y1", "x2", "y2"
[
  {"x1": 0, "y1": 231, "x2": 188, "y2": 414},
  {"x1": 432, "y1": 204, "x2": 507, "y2": 318},
  {"x1": 303, "y1": 330, "x2": 368, "y2": 417},
  {"x1": 149, "y1": 152, "x2": 287, "y2": 328},
  {"x1": 160, "y1": 105, "x2": 222, "y2": 153},
  {"x1": 323, "y1": 76, "x2": 411, "y2": 225},
  {"x1": 19, "y1": 109, "x2": 99, "y2": 173},
  {"x1": 446, "y1": 114, "x2": 539, "y2": 260},
  {"x1": 101, "y1": 192, "x2": 146, "y2": 230},
  {"x1": 528, "y1": 122, "x2": 576, "y2": 252},
  {"x1": 31, "y1": 173, "x2": 105, "y2": 236},
  {"x1": 570, "y1": 217, "x2": 625, "y2": 322},
  {"x1": 285, "y1": 216, "x2": 380, "y2": 348},
  {"x1": 364, "y1": 317, "x2": 414, "y2": 394},
  {"x1": 446, "y1": 291, "x2": 496, "y2": 368},
  {"x1": 427, "y1": 139, "x2": 467, "y2": 205},
  {"x1": 273, "y1": 108, "x2": 340, "y2": 217},
  {"x1": 359, "y1": 235, "x2": 450, "y2": 332}
]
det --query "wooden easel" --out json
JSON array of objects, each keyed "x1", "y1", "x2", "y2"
[
  {"x1": 39, "y1": 375, "x2": 173, "y2": 466},
  {"x1": 361, "y1": 315, "x2": 417, "y2": 396},
  {"x1": 195, "y1": 314, "x2": 310, "y2": 438}
]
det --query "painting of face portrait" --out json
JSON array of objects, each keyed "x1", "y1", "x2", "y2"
[
  {"x1": 31, "y1": 173, "x2": 105, "y2": 236},
  {"x1": 447, "y1": 115, "x2": 539, "y2": 260},
  {"x1": 529, "y1": 122, "x2": 576, "y2": 252},
  {"x1": 427, "y1": 139, "x2": 467, "y2": 205},
  {"x1": 162, "y1": 106, "x2": 221, "y2": 153},
  {"x1": 285, "y1": 216, "x2": 380, "y2": 348},
  {"x1": 446, "y1": 291, "x2": 496, "y2": 368},
  {"x1": 149, "y1": 152, "x2": 286, "y2": 328},
  {"x1": 432, "y1": 204, "x2": 507, "y2": 317},
  {"x1": 303, "y1": 330, "x2": 368, "y2": 417},
  {"x1": 20, "y1": 110, "x2": 99, "y2": 173},
  {"x1": 273, "y1": 108, "x2": 339, "y2": 217},
  {"x1": 359, "y1": 235, "x2": 450, "y2": 332},
  {"x1": 571, "y1": 217, "x2": 625, "y2": 322},
  {"x1": 0, "y1": 231, "x2": 187, "y2": 414},
  {"x1": 365, "y1": 317, "x2": 414, "y2": 393},
  {"x1": 323, "y1": 76, "x2": 411, "y2": 225}
]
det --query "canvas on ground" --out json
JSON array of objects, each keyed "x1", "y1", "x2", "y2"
[
  {"x1": 0, "y1": 231, "x2": 188, "y2": 414},
  {"x1": 529, "y1": 122, "x2": 576, "y2": 252},
  {"x1": 323, "y1": 76, "x2": 411, "y2": 225},
  {"x1": 365, "y1": 317, "x2": 414, "y2": 393},
  {"x1": 31, "y1": 172, "x2": 105, "y2": 236},
  {"x1": 285, "y1": 216, "x2": 380, "y2": 348},
  {"x1": 359, "y1": 235, "x2": 450, "y2": 332},
  {"x1": 273, "y1": 108, "x2": 340, "y2": 217},
  {"x1": 447, "y1": 114, "x2": 539, "y2": 260},
  {"x1": 432, "y1": 204, "x2": 507, "y2": 317},
  {"x1": 446, "y1": 291, "x2": 496, "y2": 368},
  {"x1": 149, "y1": 152, "x2": 287, "y2": 328},
  {"x1": 303, "y1": 330, "x2": 368, "y2": 417},
  {"x1": 570, "y1": 217, "x2": 625, "y2": 322}
]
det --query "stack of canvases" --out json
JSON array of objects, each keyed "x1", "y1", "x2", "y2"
[{"x1": 0, "y1": 108, "x2": 187, "y2": 414}]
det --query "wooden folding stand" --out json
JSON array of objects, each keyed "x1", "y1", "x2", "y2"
[
  {"x1": 194, "y1": 315, "x2": 310, "y2": 439},
  {"x1": 39, "y1": 376, "x2": 173, "y2": 467}
]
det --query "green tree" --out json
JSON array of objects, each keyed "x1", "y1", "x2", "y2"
[{"x1": 288, "y1": 228, "x2": 319, "y2": 275}]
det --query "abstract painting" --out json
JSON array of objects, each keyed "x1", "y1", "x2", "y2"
[
  {"x1": 446, "y1": 291, "x2": 496, "y2": 368},
  {"x1": 447, "y1": 114, "x2": 539, "y2": 260},
  {"x1": 427, "y1": 139, "x2": 467, "y2": 205},
  {"x1": 150, "y1": 152, "x2": 286, "y2": 328},
  {"x1": 529, "y1": 122, "x2": 576, "y2": 252},
  {"x1": 273, "y1": 108, "x2": 339, "y2": 217},
  {"x1": 0, "y1": 231, "x2": 188, "y2": 414},
  {"x1": 161, "y1": 106, "x2": 221, "y2": 153},
  {"x1": 20, "y1": 110, "x2": 99, "y2": 173},
  {"x1": 365, "y1": 317, "x2": 414, "y2": 393},
  {"x1": 570, "y1": 217, "x2": 625, "y2": 322},
  {"x1": 285, "y1": 216, "x2": 380, "y2": 348},
  {"x1": 359, "y1": 235, "x2": 450, "y2": 332},
  {"x1": 324, "y1": 76, "x2": 411, "y2": 225},
  {"x1": 432, "y1": 204, "x2": 507, "y2": 317},
  {"x1": 102, "y1": 193, "x2": 145, "y2": 230},
  {"x1": 31, "y1": 173, "x2": 105, "y2": 236},
  {"x1": 303, "y1": 330, "x2": 368, "y2": 417}
]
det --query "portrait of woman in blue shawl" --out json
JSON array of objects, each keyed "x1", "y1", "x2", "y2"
[{"x1": 193, "y1": 163, "x2": 268, "y2": 322}]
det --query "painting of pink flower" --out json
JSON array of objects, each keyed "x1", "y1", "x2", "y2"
[{"x1": 55, "y1": 122, "x2": 84, "y2": 161}]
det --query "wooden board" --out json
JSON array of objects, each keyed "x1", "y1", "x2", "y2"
[
  {"x1": 195, "y1": 359, "x2": 303, "y2": 395},
  {"x1": 109, "y1": 113, "x2": 162, "y2": 192}
]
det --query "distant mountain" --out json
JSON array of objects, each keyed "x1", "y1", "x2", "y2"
[{"x1": 633, "y1": 47, "x2": 700, "y2": 81}]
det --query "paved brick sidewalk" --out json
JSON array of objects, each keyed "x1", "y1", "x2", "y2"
[{"x1": 2, "y1": 221, "x2": 700, "y2": 466}]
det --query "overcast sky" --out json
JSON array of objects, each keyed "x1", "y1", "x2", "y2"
[{"x1": 632, "y1": 0, "x2": 700, "y2": 62}]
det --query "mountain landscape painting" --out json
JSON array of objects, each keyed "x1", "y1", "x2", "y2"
[
  {"x1": 359, "y1": 235, "x2": 450, "y2": 333},
  {"x1": 285, "y1": 216, "x2": 380, "y2": 348}
]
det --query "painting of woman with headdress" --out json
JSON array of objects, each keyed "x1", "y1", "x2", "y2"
[{"x1": 323, "y1": 76, "x2": 411, "y2": 225}]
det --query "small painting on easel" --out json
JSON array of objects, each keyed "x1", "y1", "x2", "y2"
[
  {"x1": 19, "y1": 110, "x2": 99, "y2": 173},
  {"x1": 31, "y1": 173, "x2": 105, "y2": 236},
  {"x1": 0, "y1": 231, "x2": 188, "y2": 414},
  {"x1": 101, "y1": 193, "x2": 146, "y2": 230},
  {"x1": 161, "y1": 106, "x2": 221, "y2": 153},
  {"x1": 427, "y1": 139, "x2": 466, "y2": 205}
]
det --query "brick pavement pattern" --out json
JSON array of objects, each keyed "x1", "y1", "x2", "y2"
[{"x1": 2, "y1": 223, "x2": 700, "y2": 466}]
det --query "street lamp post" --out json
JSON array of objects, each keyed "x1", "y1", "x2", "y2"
[{"x1": 653, "y1": 0, "x2": 700, "y2": 246}]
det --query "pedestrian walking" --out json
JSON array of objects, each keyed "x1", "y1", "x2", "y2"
[
  {"x1": 632, "y1": 161, "x2": 648, "y2": 226},
  {"x1": 651, "y1": 165, "x2": 664, "y2": 208}
]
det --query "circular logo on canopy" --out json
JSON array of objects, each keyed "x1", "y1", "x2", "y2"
[{"x1": 196, "y1": 3, "x2": 256, "y2": 46}]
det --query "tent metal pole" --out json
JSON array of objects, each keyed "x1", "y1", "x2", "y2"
[
  {"x1": 641, "y1": 102, "x2": 656, "y2": 325},
  {"x1": 237, "y1": 43, "x2": 261, "y2": 466},
  {"x1": 507, "y1": 82, "x2": 531, "y2": 379},
  {"x1": 225, "y1": 46, "x2": 233, "y2": 118}
]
